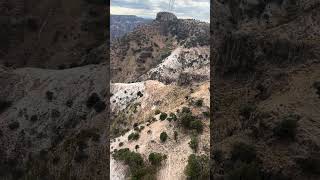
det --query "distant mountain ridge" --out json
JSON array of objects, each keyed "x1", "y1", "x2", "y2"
[{"x1": 111, "y1": 15, "x2": 152, "y2": 40}]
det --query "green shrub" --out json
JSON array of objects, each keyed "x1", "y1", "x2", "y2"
[
  {"x1": 128, "y1": 132, "x2": 140, "y2": 141},
  {"x1": 227, "y1": 162, "x2": 262, "y2": 180},
  {"x1": 231, "y1": 142, "x2": 256, "y2": 163},
  {"x1": 148, "y1": 152, "x2": 167, "y2": 166},
  {"x1": 160, "y1": 112, "x2": 168, "y2": 121},
  {"x1": 181, "y1": 107, "x2": 191, "y2": 114},
  {"x1": 155, "y1": 109, "x2": 161, "y2": 115},
  {"x1": 113, "y1": 148, "x2": 156, "y2": 179},
  {"x1": 179, "y1": 109, "x2": 196, "y2": 128},
  {"x1": 160, "y1": 132, "x2": 168, "y2": 142},
  {"x1": 273, "y1": 115, "x2": 298, "y2": 139},
  {"x1": 168, "y1": 112, "x2": 177, "y2": 121},
  {"x1": 189, "y1": 136, "x2": 198, "y2": 152},
  {"x1": 195, "y1": 99, "x2": 203, "y2": 107},
  {"x1": 185, "y1": 154, "x2": 209, "y2": 180},
  {"x1": 113, "y1": 148, "x2": 144, "y2": 168},
  {"x1": 202, "y1": 111, "x2": 210, "y2": 117},
  {"x1": 239, "y1": 104, "x2": 256, "y2": 119},
  {"x1": 190, "y1": 120, "x2": 203, "y2": 133}
]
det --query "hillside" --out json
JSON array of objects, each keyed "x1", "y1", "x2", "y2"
[
  {"x1": 0, "y1": 0, "x2": 109, "y2": 179},
  {"x1": 110, "y1": 12, "x2": 210, "y2": 179},
  {"x1": 0, "y1": 63, "x2": 109, "y2": 179},
  {"x1": 110, "y1": 15, "x2": 152, "y2": 40},
  {"x1": 111, "y1": 12, "x2": 209, "y2": 83},
  {"x1": 211, "y1": 0, "x2": 320, "y2": 179},
  {"x1": 0, "y1": 0, "x2": 106, "y2": 69}
]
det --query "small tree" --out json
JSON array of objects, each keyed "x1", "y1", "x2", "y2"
[
  {"x1": 160, "y1": 112, "x2": 167, "y2": 121},
  {"x1": 239, "y1": 103, "x2": 256, "y2": 119},
  {"x1": 195, "y1": 99, "x2": 203, "y2": 107},
  {"x1": 148, "y1": 152, "x2": 166, "y2": 166},
  {"x1": 273, "y1": 115, "x2": 298, "y2": 139},
  {"x1": 185, "y1": 154, "x2": 209, "y2": 179},
  {"x1": 160, "y1": 132, "x2": 168, "y2": 142},
  {"x1": 128, "y1": 132, "x2": 140, "y2": 141},
  {"x1": 189, "y1": 135, "x2": 198, "y2": 152},
  {"x1": 174, "y1": 131, "x2": 178, "y2": 142},
  {"x1": 155, "y1": 109, "x2": 161, "y2": 115}
]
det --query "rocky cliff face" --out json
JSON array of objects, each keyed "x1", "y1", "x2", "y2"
[{"x1": 211, "y1": 0, "x2": 320, "y2": 179}]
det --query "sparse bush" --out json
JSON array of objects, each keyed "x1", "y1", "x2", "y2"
[
  {"x1": 195, "y1": 99, "x2": 203, "y2": 107},
  {"x1": 137, "y1": 91, "x2": 143, "y2": 97},
  {"x1": 190, "y1": 120, "x2": 203, "y2": 133},
  {"x1": 86, "y1": 93, "x2": 100, "y2": 108},
  {"x1": 189, "y1": 135, "x2": 198, "y2": 152},
  {"x1": 239, "y1": 104, "x2": 256, "y2": 119},
  {"x1": 8, "y1": 122, "x2": 20, "y2": 130},
  {"x1": 178, "y1": 108, "x2": 204, "y2": 133},
  {"x1": 174, "y1": 131, "x2": 178, "y2": 142},
  {"x1": 74, "y1": 151, "x2": 89, "y2": 163},
  {"x1": 113, "y1": 148, "x2": 152, "y2": 179},
  {"x1": 128, "y1": 132, "x2": 140, "y2": 141},
  {"x1": 213, "y1": 149, "x2": 224, "y2": 164},
  {"x1": 135, "y1": 145, "x2": 140, "y2": 150},
  {"x1": 231, "y1": 142, "x2": 256, "y2": 163},
  {"x1": 93, "y1": 101, "x2": 106, "y2": 113},
  {"x1": 160, "y1": 132, "x2": 168, "y2": 142},
  {"x1": 273, "y1": 115, "x2": 299, "y2": 139},
  {"x1": 0, "y1": 100, "x2": 11, "y2": 113},
  {"x1": 227, "y1": 162, "x2": 262, "y2": 180},
  {"x1": 202, "y1": 111, "x2": 210, "y2": 117},
  {"x1": 185, "y1": 154, "x2": 209, "y2": 180},
  {"x1": 168, "y1": 113, "x2": 177, "y2": 121},
  {"x1": 160, "y1": 112, "x2": 167, "y2": 121},
  {"x1": 46, "y1": 91, "x2": 54, "y2": 101},
  {"x1": 77, "y1": 128, "x2": 100, "y2": 142},
  {"x1": 149, "y1": 152, "x2": 167, "y2": 166},
  {"x1": 155, "y1": 109, "x2": 161, "y2": 115},
  {"x1": 119, "y1": 142, "x2": 124, "y2": 147}
]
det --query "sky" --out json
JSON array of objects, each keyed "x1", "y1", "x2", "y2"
[{"x1": 111, "y1": 0, "x2": 210, "y2": 22}]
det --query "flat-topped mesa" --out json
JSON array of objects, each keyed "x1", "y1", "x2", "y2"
[{"x1": 156, "y1": 12, "x2": 178, "y2": 22}]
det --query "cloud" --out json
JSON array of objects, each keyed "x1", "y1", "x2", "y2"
[{"x1": 110, "y1": 0, "x2": 210, "y2": 22}]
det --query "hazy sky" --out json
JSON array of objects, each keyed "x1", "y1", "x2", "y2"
[{"x1": 111, "y1": 0, "x2": 210, "y2": 22}]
